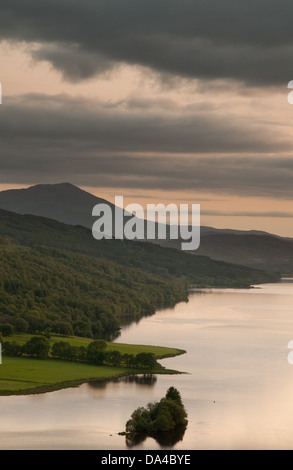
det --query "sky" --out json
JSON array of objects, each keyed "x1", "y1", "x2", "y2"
[{"x1": 0, "y1": 1, "x2": 293, "y2": 236}]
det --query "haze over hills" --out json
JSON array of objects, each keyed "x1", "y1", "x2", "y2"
[
  {"x1": 0, "y1": 183, "x2": 292, "y2": 273},
  {"x1": 159, "y1": 233, "x2": 293, "y2": 274}
]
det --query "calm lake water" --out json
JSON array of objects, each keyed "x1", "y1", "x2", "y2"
[{"x1": 1, "y1": 281, "x2": 293, "y2": 450}]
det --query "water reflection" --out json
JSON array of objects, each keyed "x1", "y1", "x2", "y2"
[
  {"x1": 107, "y1": 312, "x2": 156, "y2": 340},
  {"x1": 108, "y1": 298, "x2": 186, "y2": 341},
  {"x1": 86, "y1": 380, "x2": 108, "y2": 390},
  {"x1": 116, "y1": 300, "x2": 183, "y2": 337},
  {"x1": 125, "y1": 424, "x2": 187, "y2": 448},
  {"x1": 118, "y1": 312, "x2": 155, "y2": 332},
  {"x1": 120, "y1": 375, "x2": 157, "y2": 386},
  {"x1": 87, "y1": 374, "x2": 157, "y2": 391},
  {"x1": 3, "y1": 283, "x2": 293, "y2": 450}
]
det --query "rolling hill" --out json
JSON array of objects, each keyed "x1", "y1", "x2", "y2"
[
  {"x1": 0, "y1": 183, "x2": 291, "y2": 273},
  {"x1": 0, "y1": 208, "x2": 276, "y2": 287},
  {"x1": 0, "y1": 203, "x2": 279, "y2": 340}
]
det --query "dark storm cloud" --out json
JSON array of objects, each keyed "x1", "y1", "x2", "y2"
[
  {"x1": 0, "y1": 94, "x2": 292, "y2": 198},
  {"x1": 32, "y1": 44, "x2": 115, "y2": 82},
  {"x1": 1, "y1": 0, "x2": 293, "y2": 84},
  {"x1": 2, "y1": 149, "x2": 293, "y2": 199}
]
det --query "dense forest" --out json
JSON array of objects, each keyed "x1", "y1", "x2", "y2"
[
  {"x1": 0, "y1": 209, "x2": 279, "y2": 339},
  {"x1": 0, "y1": 239, "x2": 187, "y2": 338}
]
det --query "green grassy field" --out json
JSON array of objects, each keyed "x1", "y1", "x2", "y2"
[
  {"x1": 4, "y1": 333, "x2": 184, "y2": 358},
  {"x1": 0, "y1": 356, "x2": 131, "y2": 395},
  {"x1": 0, "y1": 334, "x2": 185, "y2": 395}
]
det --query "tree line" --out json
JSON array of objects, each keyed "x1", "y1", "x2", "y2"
[{"x1": 2, "y1": 337, "x2": 157, "y2": 369}]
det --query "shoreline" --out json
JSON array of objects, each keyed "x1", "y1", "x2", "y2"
[
  {"x1": 0, "y1": 348, "x2": 186, "y2": 397},
  {"x1": 0, "y1": 368, "x2": 186, "y2": 397}
]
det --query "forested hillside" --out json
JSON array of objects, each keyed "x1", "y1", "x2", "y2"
[
  {"x1": 0, "y1": 209, "x2": 279, "y2": 339},
  {"x1": 1, "y1": 184, "x2": 291, "y2": 274},
  {"x1": 0, "y1": 239, "x2": 188, "y2": 339},
  {"x1": 0, "y1": 209, "x2": 279, "y2": 285}
]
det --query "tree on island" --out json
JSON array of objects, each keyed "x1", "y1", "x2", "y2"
[
  {"x1": 165, "y1": 386, "x2": 184, "y2": 405},
  {"x1": 125, "y1": 387, "x2": 188, "y2": 435}
]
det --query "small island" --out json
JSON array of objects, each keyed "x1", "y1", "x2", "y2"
[{"x1": 123, "y1": 386, "x2": 188, "y2": 446}]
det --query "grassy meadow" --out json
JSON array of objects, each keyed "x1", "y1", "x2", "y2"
[{"x1": 0, "y1": 334, "x2": 185, "y2": 395}]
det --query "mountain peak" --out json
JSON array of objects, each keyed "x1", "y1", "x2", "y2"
[
  {"x1": 26, "y1": 182, "x2": 82, "y2": 192},
  {"x1": 0, "y1": 182, "x2": 109, "y2": 228}
]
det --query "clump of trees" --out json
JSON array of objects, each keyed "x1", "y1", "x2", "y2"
[
  {"x1": 22, "y1": 336, "x2": 50, "y2": 359},
  {"x1": 51, "y1": 341, "x2": 86, "y2": 362},
  {"x1": 2, "y1": 336, "x2": 51, "y2": 359},
  {"x1": 84, "y1": 344, "x2": 156, "y2": 369},
  {"x1": 0, "y1": 323, "x2": 14, "y2": 337},
  {"x1": 125, "y1": 387, "x2": 188, "y2": 435},
  {"x1": 2, "y1": 337, "x2": 158, "y2": 370},
  {"x1": 85, "y1": 340, "x2": 107, "y2": 364}
]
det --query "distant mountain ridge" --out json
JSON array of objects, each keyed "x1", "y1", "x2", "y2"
[
  {"x1": 0, "y1": 207, "x2": 278, "y2": 342},
  {"x1": 0, "y1": 182, "x2": 284, "y2": 238},
  {"x1": 0, "y1": 183, "x2": 292, "y2": 273},
  {"x1": 0, "y1": 183, "x2": 115, "y2": 228},
  {"x1": 0, "y1": 207, "x2": 275, "y2": 288}
]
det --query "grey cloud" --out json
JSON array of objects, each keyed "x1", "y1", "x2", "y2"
[
  {"x1": 2, "y1": 152, "x2": 293, "y2": 199},
  {"x1": 1, "y1": 1, "x2": 293, "y2": 84},
  {"x1": 0, "y1": 93, "x2": 292, "y2": 198},
  {"x1": 0, "y1": 94, "x2": 289, "y2": 154},
  {"x1": 32, "y1": 44, "x2": 116, "y2": 81}
]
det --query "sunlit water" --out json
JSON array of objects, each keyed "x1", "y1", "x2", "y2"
[{"x1": 1, "y1": 281, "x2": 293, "y2": 449}]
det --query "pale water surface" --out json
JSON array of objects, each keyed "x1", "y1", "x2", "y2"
[{"x1": 1, "y1": 281, "x2": 293, "y2": 450}]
